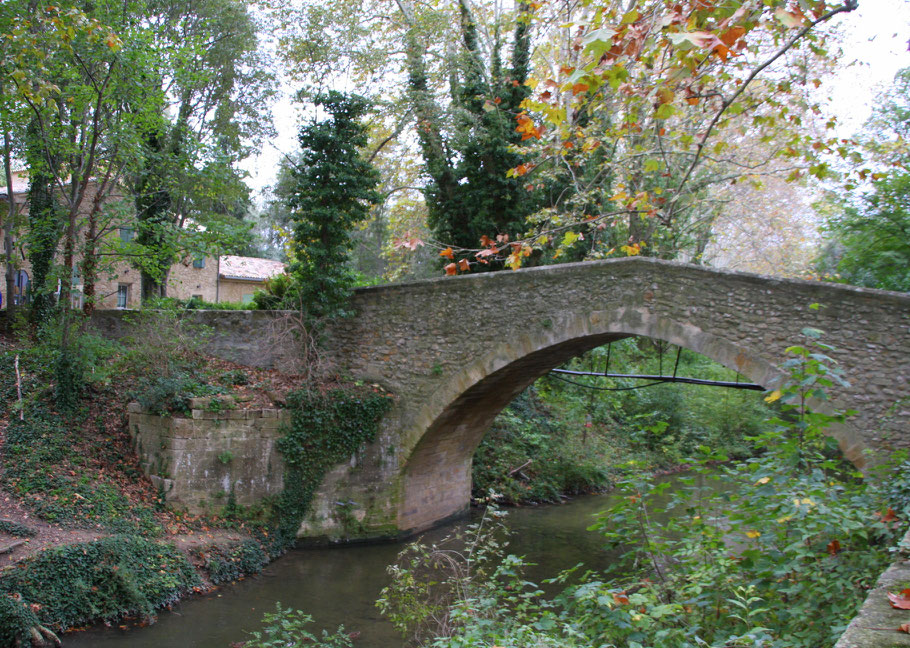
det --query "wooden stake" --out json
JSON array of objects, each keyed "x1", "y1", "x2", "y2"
[{"x1": 14, "y1": 353, "x2": 23, "y2": 420}]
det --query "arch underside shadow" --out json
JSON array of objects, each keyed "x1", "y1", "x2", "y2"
[{"x1": 396, "y1": 312, "x2": 868, "y2": 534}]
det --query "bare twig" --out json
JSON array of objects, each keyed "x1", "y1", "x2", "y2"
[{"x1": 14, "y1": 354, "x2": 23, "y2": 420}]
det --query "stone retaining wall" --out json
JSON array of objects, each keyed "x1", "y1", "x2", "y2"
[
  {"x1": 836, "y1": 527, "x2": 910, "y2": 648},
  {"x1": 128, "y1": 396, "x2": 286, "y2": 513}
]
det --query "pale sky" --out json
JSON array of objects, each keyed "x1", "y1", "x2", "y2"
[{"x1": 240, "y1": 0, "x2": 910, "y2": 197}]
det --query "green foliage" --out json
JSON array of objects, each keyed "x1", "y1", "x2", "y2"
[
  {"x1": 820, "y1": 68, "x2": 910, "y2": 292},
  {"x1": 122, "y1": 304, "x2": 213, "y2": 379},
  {"x1": 472, "y1": 389, "x2": 611, "y2": 504},
  {"x1": 24, "y1": 170, "x2": 64, "y2": 328},
  {"x1": 385, "y1": 331, "x2": 903, "y2": 648},
  {"x1": 150, "y1": 296, "x2": 253, "y2": 311},
  {"x1": 243, "y1": 603, "x2": 353, "y2": 648},
  {"x1": 219, "y1": 368, "x2": 250, "y2": 386},
  {"x1": 131, "y1": 371, "x2": 225, "y2": 416},
  {"x1": 272, "y1": 387, "x2": 392, "y2": 545},
  {"x1": 0, "y1": 593, "x2": 43, "y2": 648},
  {"x1": 202, "y1": 539, "x2": 269, "y2": 585},
  {"x1": 1, "y1": 408, "x2": 159, "y2": 534},
  {"x1": 821, "y1": 170, "x2": 910, "y2": 291},
  {"x1": 0, "y1": 520, "x2": 37, "y2": 538},
  {"x1": 473, "y1": 341, "x2": 769, "y2": 503},
  {"x1": 0, "y1": 536, "x2": 200, "y2": 639},
  {"x1": 251, "y1": 272, "x2": 295, "y2": 310},
  {"x1": 287, "y1": 91, "x2": 381, "y2": 321},
  {"x1": 407, "y1": 1, "x2": 536, "y2": 253},
  {"x1": 376, "y1": 507, "x2": 514, "y2": 646}
]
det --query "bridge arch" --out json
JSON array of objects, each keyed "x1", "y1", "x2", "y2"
[
  {"x1": 318, "y1": 258, "x2": 907, "y2": 538},
  {"x1": 397, "y1": 308, "x2": 796, "y2": 532}
]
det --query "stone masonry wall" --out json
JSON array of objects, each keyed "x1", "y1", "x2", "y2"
[
  {"x1": 835, "y1": 525, "x2": 910, "y2": 648},
  {"x1": 128, "y1": 396, "x2": 286, "y2": 513}
]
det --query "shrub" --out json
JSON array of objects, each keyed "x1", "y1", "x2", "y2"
[
  {"x1": 202, "y1": 539, "x2": 270, "y2": 585},
  {"x1": 243, "y1": 603, "x2": 352, "y2": 648},
  {"x1": 131, "y1": 372, "x2": 225, "y2": 416}
]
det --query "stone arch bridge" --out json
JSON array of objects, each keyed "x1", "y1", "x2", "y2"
[
  {"x1": 307, "y1": 258, "x2": 908, "y2": 538},
  {"x1": 98, "y1": 257, "x2": 910, "y2": 539}
]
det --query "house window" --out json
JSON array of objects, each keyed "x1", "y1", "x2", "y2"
[
  {"x1": 70, "y1": 289, "x2": 84, "y2": 310},
  {"x1": 71, "y1": 267, "x2": 81, "y2": 286},
  {"x1": 192, "y1": 257, "x2": 205, "y2": 269},
  {"x1": 242, "y1": 293, "x2": 255, "y2": 304},
  {"x1": 119, "y1": 227, "x2": 134, "y2": 243},
  {"x1": 116, "y1": 283, "x2": 130, "y2": 309}
]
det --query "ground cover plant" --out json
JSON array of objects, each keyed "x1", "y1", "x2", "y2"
[{"x1": 383, "y1": 330, "x2": 908, "y2": 648}]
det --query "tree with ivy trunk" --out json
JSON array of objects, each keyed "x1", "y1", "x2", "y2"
[
  {"x1": 287, "y1": 91, "x2": 381, "y2": 322},
  {"x1": 399, "y1": 0, "x2": 536, "y2": 255},
  {"x1": 131, "y1": 0, "x2": 274, "y2": 301}
]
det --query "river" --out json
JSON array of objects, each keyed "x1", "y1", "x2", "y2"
[{"x1": 63, "y1": 484, "x2": 675, "y2": 648}]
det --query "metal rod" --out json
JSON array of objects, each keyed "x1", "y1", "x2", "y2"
[{"x1": 550, "y1": 368, "x2": 764, "y2": 390}]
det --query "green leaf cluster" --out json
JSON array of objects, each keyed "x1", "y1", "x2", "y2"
[{"x1": 286, "y1": 91, "x2": 381, "y2": 321}]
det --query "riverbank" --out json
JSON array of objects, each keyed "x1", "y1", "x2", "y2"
[
  {"x1": 0, "y1": 317, "x2": 399, "y2": 645},
  {"x1": 0, "y1": 327, "x2": 296, "y2": 643}
]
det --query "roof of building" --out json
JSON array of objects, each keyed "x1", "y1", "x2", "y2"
[
  {"x1": 219, "y1": 255, "x2": 286, "y2": 282},
  {"x1": 0, "y1": 176, "x2": 29, "y2": 197}
]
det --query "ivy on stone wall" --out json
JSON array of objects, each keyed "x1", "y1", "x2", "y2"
[{"x1": 272, "y1": 387, "x2": 393, "y2": 546}]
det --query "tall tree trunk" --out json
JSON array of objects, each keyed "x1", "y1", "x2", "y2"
[
  {"x1": 2, "y1": 128, "x2": 18, "y2": 320},
  {"x1": 135, "y1": 129, "x2": 173, "y2": 302},
  {"x1": 81, "y1": 207, "x2": 97, "y2": 314}
]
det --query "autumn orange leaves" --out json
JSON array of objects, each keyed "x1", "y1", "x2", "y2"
[{"x1": 438, "y1": 233, "x2": 534, "y2": 275}]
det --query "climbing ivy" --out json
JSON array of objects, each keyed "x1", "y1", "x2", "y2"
[{"x1": 272, "y1": 387, "x2": 392, "y2": 546}]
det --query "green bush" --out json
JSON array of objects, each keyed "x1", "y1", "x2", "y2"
[
  {"x1": 243, "y1": 603, "x2": 352, "y2": 648},
  {"x1": 472, "y1": 389, "x2": 612, "y2": 503},
  {"x1": 131, "y1": 371, "x2": 225, "y2": 416},
  {"x1": 0, "y1": 536, "x2": 200, "y2": 638},
  {"x1": 0, "y1": 593, "x2": 44, "y2": 647},
  {"x1": 220, "y1": 368, "x2": 250, "y2": 386},
  {"x1": 203, "y1": 539, "x2": 269, "y2": 584}
]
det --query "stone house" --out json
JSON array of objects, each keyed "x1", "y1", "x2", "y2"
[
  {"x1": 216, "y1": 255, "x2": 286, "y2": 304},
  {"x1": 0, "y1": 171, "x2": 284, "y2": 309}
]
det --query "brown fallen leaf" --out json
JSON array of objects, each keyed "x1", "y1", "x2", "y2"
[{"x1": 887, "y1": 589, "x2": 910, "y2": 610}]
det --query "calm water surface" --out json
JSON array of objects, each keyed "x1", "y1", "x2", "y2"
[{"x1": 63, "y1": 484, "x2": 679, "y2": 648}]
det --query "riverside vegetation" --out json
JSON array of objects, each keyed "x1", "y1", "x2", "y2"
[
  {"x1": 372, "y1": 329, "x2": 910, "y2": 648},
  {"x1": 473, "y1": 338, "x2": 770, "y2": 505},
  {"x1": 232, "y1": 328, "x2": 908, "y2": 648},
  {"x1": 0, "y1": 307, "x2": 389, "y2": 645}
]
